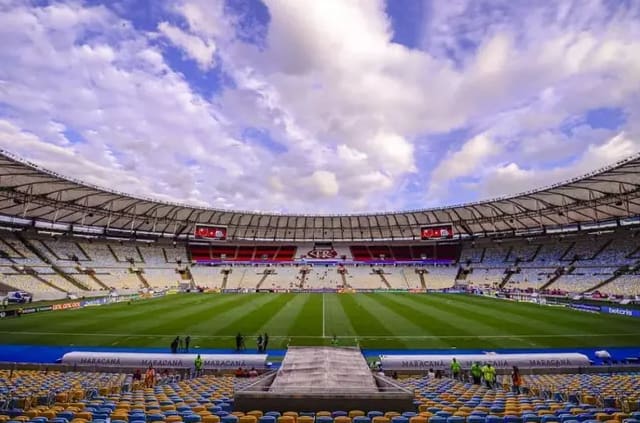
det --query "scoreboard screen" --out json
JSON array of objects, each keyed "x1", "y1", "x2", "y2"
[
  {"x1": 194, "y1": 224, "x2": 227, "y2": 240},
  {"x1": 421, "y1": 224, "x2": 454, "y2": 240}
]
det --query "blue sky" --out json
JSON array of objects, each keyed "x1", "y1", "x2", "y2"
[{"x1": 0, "y1": 0, "x2": 639, "y2": 213}]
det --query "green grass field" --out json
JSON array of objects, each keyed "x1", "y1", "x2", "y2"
[{"x1": 1, "y1": 293, "x2": 639, "y2": 350}]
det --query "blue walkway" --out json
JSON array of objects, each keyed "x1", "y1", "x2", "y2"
[{"x1": 0, "y1": 344, "x2": 638, "y2": 364}]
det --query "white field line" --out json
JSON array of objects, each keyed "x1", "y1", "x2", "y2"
[{"x1": 1, "y1": 330, "x2": 637, "y2": 339}]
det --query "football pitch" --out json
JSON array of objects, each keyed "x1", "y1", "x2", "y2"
[{"x1": 1, "y1": 293, "x2": 639, "y2": 350}]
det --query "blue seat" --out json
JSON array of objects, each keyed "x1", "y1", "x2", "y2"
[
  {"x1": 429, "y1": 417, "x2": 447, "y2": 423},
  {"x1": 504, "y1": 416, "x2": 522, "y2": 423},
  {"x1": 522, "y1": 414, "x2": 540, "y2": 423},
  {"x1": 221, "y1": 416, "x2": 238, "y2": 423},
  {"x1": 369, "y1": 412, "x2": 384, "y2": 419},
  {"x1": 486, "y1": 416, "x2": 503, "y2": 423},
  {"x1": 353, "y1": 418, "x2": 371, "y2": 423},
  {"x1": 467, "y1": 416, "x2": 485, "y2": 423},
  {"x1": 437, "y1": 413, "x2": 452, "y2": 419},
  {"x1": 184, "y1": 416, "x2": 201, "y2": 423},
  {"x1": 265, "y1": 413, "x2": 281, "y2": 419},
  {"x1": 333, "y1": 412, "x2": 349, "y2": 418},
  {"x1": 393, "y1": 417, "x2": 409, "y2": 423},
  {"x1": 259, "y1": 417, "x2": 276, "y2": 423},
  {"x1": 148, "y1": 414, "x2": 165, "y2": 422},
  {"x1": 540, "y1": 417, "x2": 559, "y2": 423},
  {"x1": 447, "y1": 417, "x2": 465, "y2": 423},
  {"x1": 316, "y1": 418, "x2": 333, "y2": 423}
]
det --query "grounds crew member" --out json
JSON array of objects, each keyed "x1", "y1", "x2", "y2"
[
  {"x1": 483, "y1": 362, "x2": 496, "y2": 389},
  {"x1": 450, "y1": 358, "x2": 462, "y2": 381},
  {"x1": 471, "y1": 362, "x2": 482, "y2": 385},
  {"x1": 194, "y1": 354, "x2": 203, "y2": 377}
]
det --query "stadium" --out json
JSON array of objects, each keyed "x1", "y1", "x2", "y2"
[{"x1": 1, "y1": 1, "x2": 640, "y2": 423}]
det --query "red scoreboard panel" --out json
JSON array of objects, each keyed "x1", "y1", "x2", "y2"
[
  {"x1": 194, "y1": 224, "x2": 227, "y2": 240},
  {"x1": 421, "y1": 225, "x2": 454, "y2": 240}
]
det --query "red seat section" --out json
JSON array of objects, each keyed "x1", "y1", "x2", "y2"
[
  {"x1": 349, "y1": 245, "x2": 371, "y2": 261},
  {"x1": 275, "y1": 246, "x2": 297, "y2": 261},
  {"x1": 368, "y1": 245, "x2": 392, "y2": 259},
  {"x1": 190, "y1": 246, "x2": 210, "y2": 261},
  {"x1": 210, "y1": 245, "x2": 237, "y2": 260},
  {"x1": 236, "y1": 246, "x2": 255, "y2": 261}
]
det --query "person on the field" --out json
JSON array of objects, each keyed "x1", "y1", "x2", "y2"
[
  {"x1": 331, "y1": 334, "x2": 338, "y2": 346},
  {"x1": 171, "y1": 337, "x2": 178, "y2": 354},
  {"x1": 257, "y1": 334, "x2": 263, "y2": 353},
  {"x1": 263, "y1": 332, "x2": 269, "y2": 352},
  {"x1": 471, "y1": 362, "x2": 482, "y2": 385},
  {"x1": 511, "y1": 366, "x2": 522, "y2": 394},
  {"x1": 450, "y1": 358, "x2": 462, "y2": 381},
  {"x1": 178, "y1": 336, "x2": 184, "y2": 352},
  {"x1": 194, "y1": 354, "x2": 203, "y2": 377},
  {"x1": 185, "y1": 335, "x2": 191, "y2": 353},
  {"x1": 235, "y1": 333, "x2": 242, "y2": 352}
]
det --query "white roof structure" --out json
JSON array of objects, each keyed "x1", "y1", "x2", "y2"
[{"x1": 1, "y1": 148, "x2": 640, "y2": 241}]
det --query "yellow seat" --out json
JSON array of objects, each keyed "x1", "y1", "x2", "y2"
[
  {"x1": 277, "y1": 417, "x2": 295, "y2": 423},
  {"x1": 166, "y1": 416, "x2": 183, "y2": 423},
  {"x1": 239, "y1": 417, "x2": 257, "y2": 423},
  {"x1": 372, "y1": 418, "x2": 390, "y2": 423},
  {"x1": 334, "y1": 417, "x2": 351, "y2": 423},
  {"x1": 247, "y1": 411, "x2": 263, "y2": 419},
  {"x1": 349, "y1": 412, "x2": 365, "y2": 419},
  {"x1": 202, "y1": 416, "x2": 220, "y2": 423},
  {"x1": 298, "y1": 417, "x2": 314, "y2": 423},
  {"x1": 316, "y1": 412, "x2": 332, "y2": 418},
  {"x1": 410, "y1": 417, "x2": 428, "y2": 423}
]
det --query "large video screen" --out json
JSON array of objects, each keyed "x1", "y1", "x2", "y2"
[
  {"x1": 421, "y1": 224, "x2": 454, "y2": 240},
  {"x1": 194, "y1": 224, "x2": 227, "y2": 240}
]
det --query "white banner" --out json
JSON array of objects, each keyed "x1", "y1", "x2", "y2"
[
  {"x1": 61, "y1": 351, "x2": 267, "y2": 370},
  {"x1": 379, "y1": 352, "x2": 590, "y2": 371}
]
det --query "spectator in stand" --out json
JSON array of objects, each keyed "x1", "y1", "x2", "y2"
[
  {"x1": 511, "y1": 365, "x2": 523, "y2": 394},
  {"x1": 133, "y1": 369, "x2": 142, "y2": 382},
  {"x1": 249, "y1": 367, "x2": 258, "y2": 377},
  {"x1": 144, "y1": 365, "x2": 156, "y2": 388},
  {"x1": 427, "y1": 368, "x2": 435, "y2": 378}
]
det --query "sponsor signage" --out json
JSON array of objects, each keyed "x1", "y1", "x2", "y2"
[
  {"x1": 61, "y1": 352, "x2": 267, "y2": 370},
  {"x1": 380, "y1": 353, "x2": 590, "y2": 371},
  {"x1": 601, "y1": 306, "x2": 640, "y2": 318},
  {"x1": 52, "y1": 302, "x2": 82, "y2": 311}
]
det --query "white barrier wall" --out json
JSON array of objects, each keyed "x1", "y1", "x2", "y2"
[
  {"x1": 380, "y1": 353, "x2": 590, "y2": 371},
  {"x1": 61, "y1": 352, "x2": 268, "y2": 370}
]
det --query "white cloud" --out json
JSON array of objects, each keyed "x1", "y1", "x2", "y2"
[
  {"x1": 158, "y1": 22, "x2": 216, "y2": 70},
  {"x1": 0, "y1": 0, "x2": 639, "y2": 214}
]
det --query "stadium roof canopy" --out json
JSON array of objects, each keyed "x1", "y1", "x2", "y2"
[{"x1": 1, "y1": 149, "x2": 640, "y2": 241}]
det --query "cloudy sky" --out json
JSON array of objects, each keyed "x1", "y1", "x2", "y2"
[{"x1": 1, "y1": 0, "x2": 639, "y2": 214}]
